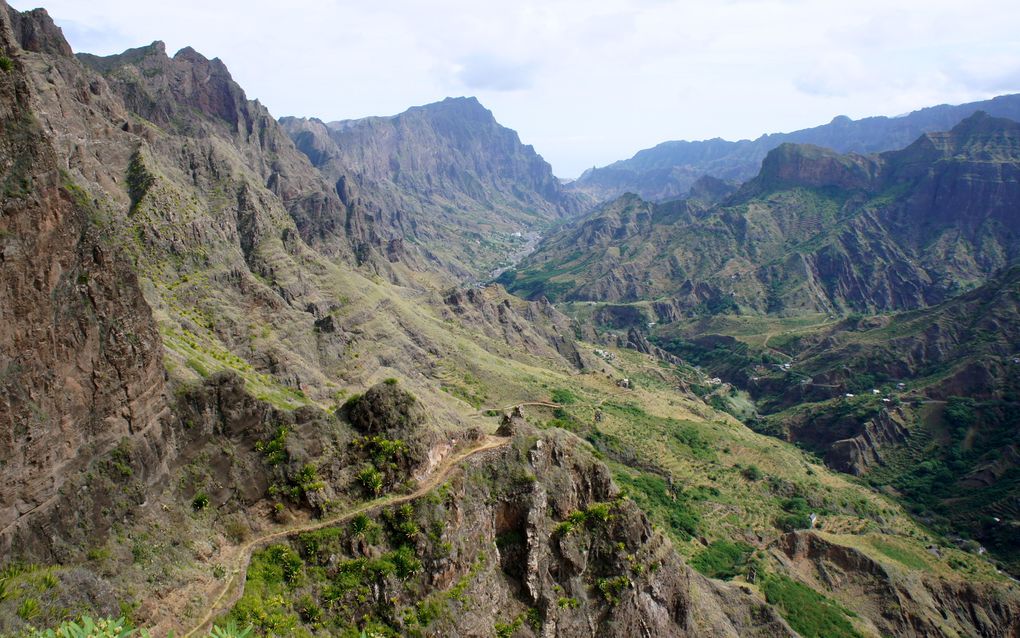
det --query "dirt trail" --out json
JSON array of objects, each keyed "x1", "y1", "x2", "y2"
[{"x1": 180, "y1": 435, "x2": 510, "y2": 638}]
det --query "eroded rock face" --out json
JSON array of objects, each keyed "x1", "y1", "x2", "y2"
[
  {"x1": 4, "y1": 4, "x2": 71, "y2": 57},
  {"x1": 776, "y1": 531, "x2": 1020, "y2": 637},
  {"x1": 280, "y1": 98, "x2": 589, "y2": 278},
  {"x1": 256, "y1": 414, "x2": 796, "y2": 638},
  {"x1": 443, "y1": 285, "x2": 593, "y2": 369},
  {"x1": 0, "y1": 5, "x2": 171, "y2": 557},
  {"x1": 346, "y1": 381, "x2": 427, "y2": 435},
  {"x1": 820, "y1": 408, "x2": 909, "y2": 473}
]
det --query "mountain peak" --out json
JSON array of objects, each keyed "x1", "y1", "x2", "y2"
[
  {"x1": 753, "y1": 142, "x2": 878, "y2": 192},
  {"x1": 890, "y1": 110, "x2": 1020, "y2": 167},
  {"x1": 409, "y1": 95, "x2": 494, "y2": 122},
  {"x1": 949, "y1": 110, "x2": 1020, "y2": 137},
  {"x1": 5, "y1": 3, "x2": 72, "y2": 56}
]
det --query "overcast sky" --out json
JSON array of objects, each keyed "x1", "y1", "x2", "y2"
[{"x1": 11, "y1": 0, "x2": 1020, "y2": 177}]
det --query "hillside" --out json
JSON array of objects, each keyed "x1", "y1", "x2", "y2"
[
  {"x1": 643, "y1": 265, "x2": 1020, "y2": 573},
  {"x1": 570, "y1": 93, "x2": 1020, "y2": 202},
  {"x1": 280, "y1": 98, "x2": 587, "y2": 279},
  {"x1": 1, "y1": 3, "x2": 1019, "y2": 637},
  {"x1": 502, "y1": 114, "x2": 1020, "y2": 314}
]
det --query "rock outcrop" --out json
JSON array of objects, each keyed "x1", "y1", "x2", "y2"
[
  {"x1": 822, "y1": 408, "x2": 911, "y2": 476},
  {"x1": 0, "y1": 5, "x2": 171, "y2": 557},
  {"x1": 443, "y1": 285, "x2": 593, "y2": 369},
  {"x1": 777, "y1": 531, "x2": 1020, "y2": 637},
  {"x1": 249, "y1": 415, "x2": 798, "y2": 637}
]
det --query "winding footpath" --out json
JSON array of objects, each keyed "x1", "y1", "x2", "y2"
[{"x1": 181, "y1": 434, "x2": 510, "y2": 638}]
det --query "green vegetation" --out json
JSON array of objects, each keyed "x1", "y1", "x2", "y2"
[
  {"x1": 126, "y1": 151, "x2": 155, "y2": 210},
  {"x1": 614, "y1": 471, "x2": 700, "y2": 541},
  {"x1": 17, "y1": 616, "x2": 251, "y2": 638},
  {"x1": 355, "y1": 436, "x2": 409, "y2": 469},
  {"x1": 357, "y1": 465, "x2": 384, "y2": 496},
  {"x1": 775, "y1": 496, "x2": 813, "y2": 532},
  {"x1": 867, "y1": 538, "x2": 931, "y2": 571},
  {"x1": 595, "y1": 576, "x2": 630, "y2": 605},
  {"x1": 742, "y1": 465, "x2": 763, "y2": 481},
  {"x1": 494, "y1": 615, "x2": 524, "y2": 638},
  {"x1": 554, "y1": 501, "x2": 616, "y2": 536},
  {"x1": 255, "y1": 427, "x2": 290, "y2": 466},
  {"x1": 690, "y1": 540, "x2": 754, "y2": 580},
  {"x1": 602, "y1": 402, "x2": 714, "y2": 461},
  {"x1": 550, "y1": 388, "x2": 577, "y2": 404},
  {"x1": 761, "y1": 574, "x2": 861, "y2": 638},
  {"x1": 0, "y1": 56, "x2": 13, "y2": 73},
  {"x1": 192, "y1": 491, "x2": 210, "y2": 511}
]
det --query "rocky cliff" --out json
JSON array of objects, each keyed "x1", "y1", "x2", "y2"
[
  {"x1": 0, "y1": 4, "x2": 171, "y2": 558},
  {"x1": 281, "y1": 97, "x2": 587, "y2": 278},
  {"x1": 219, "y1": 414, "x2": 800, "y2": 637}
]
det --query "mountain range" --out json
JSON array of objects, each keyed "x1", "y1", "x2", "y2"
[
  {"x1": 280, "y1": 98, "x2": 585, "y2": 279},
  {"x1": 570, "y1": 93, "x2": 1020, "y2": 202},
  {"x1": 2, "y1": 3, "x2": 1020, "y2": 637},
  {"x1": 502, "y1": 112, "x2": 1020, "y2": 314}
]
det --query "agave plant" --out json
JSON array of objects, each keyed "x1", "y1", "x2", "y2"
[
  {"x1": 22, "y1": 616, "x2": 254, "y2": 638},
  {"x1": 28, "y1": 616, "x2": 137, "y2": 638},
  {"x1": 207, "y1": 622, "x2": 252, "y2": 638}
]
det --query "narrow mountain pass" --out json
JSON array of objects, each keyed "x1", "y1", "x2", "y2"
[{"x1": 181, "y1": 435, "x2": 510, "y2": 637}]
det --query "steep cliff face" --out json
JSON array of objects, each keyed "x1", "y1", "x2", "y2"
[
  {"x1": 281, "y1": 97, "x2": 587, "y2": 278},
  {"x1": 442, "y1": 285, "x2": 595, "y2": 370},
  {"x1": 75, "y1": 41, "x2": 367, "y2": 268},
  {"x1": 223, "y1": 416, "x2": 798, "y2": 637},
  {"x1": 777, "y1": 531, "x2": 1020, "y2": 637},
  {"x1": 506, "y1": 114, "x2": 1020, "y2": 314},
  {"x1": 0, "y1": 5, "x2": 171, "y2": 556}
]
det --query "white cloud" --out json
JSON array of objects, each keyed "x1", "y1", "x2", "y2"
[
  {"x1": 11, "y1": 0, "x2": 1020, "y2": 176},
  {"x1": 452, "y1": 54, "x2": 538, "y2": 92}
]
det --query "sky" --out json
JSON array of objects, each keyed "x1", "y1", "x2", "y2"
[{"x1": 11, "y1": 0, "x2": 1020, "y2": 177}]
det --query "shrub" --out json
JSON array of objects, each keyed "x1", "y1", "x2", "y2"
[
  {"x1": 776, "y1": 513, "x2": 812, "y2": 532},
  {"x1": 391, "y1": 545, "x2": 423, "y2": 579},
  {"x1": 18, "y1": 597, "x2": 40, "y2": 621},
  {"x1": 690, "y1": 540, "x2": 754, "y2": 579},
  {"x1": 551, "y1": 388, "x2": 577, "y2": 404},
  {"x1": 223, "y1": 514, "x2": 249, "y2": 543},
  {"x1": 296, "y1": 594, "x2": 322, "y2": 623},
  {"x1": 553, "y1": 521, "x2": 575, "y2": 536},
  {"x1": 357, "y1": 465, "x2": 384, "y2": 496},
  {"x1": 255, "y1": 427, "x2": 289, "y2": 465},
  {"x1": 495, "y1": 616, "x2": 524, "y2": 638},
  {"x1": 24, "y1": 617, "x2": 133, "y2": 637},
  {"x1": 596, "y1": 576, "x2": 630, "y2": 605},
  {"x1": 356, "y1": 435, "x2": 409, "y2": 467},
  {"x1": 192, "y1": 492, "x2": 210, "y2": 511},
  {"x1": 762, "y1": 574, "x2": 860, "y2": 638},
  {"x1": 742, "y1": 465, "x2": 763, "y2": 481},
  {"x1": 0, "y1": 56, "x2": 13, "y2": 72},
  {"x1": 349, "y1": 513, "x2": 373, "y2": 536},
  {"x1": 208, "y1": 623, "x2": 252, "y2": 638}
]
